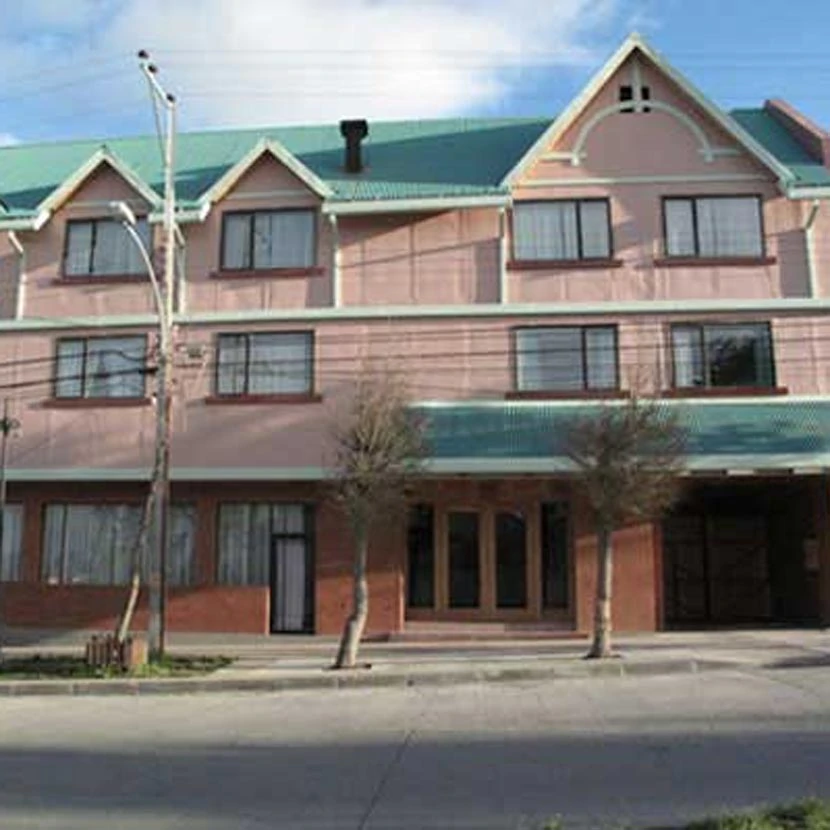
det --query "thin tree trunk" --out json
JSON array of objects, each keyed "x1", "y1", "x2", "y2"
[
  {"x1": 587, "y1": 524, "x2": 614, "y2": 659},
  {"x1": 334, "y1": 525, "x2": 369, "y2": 669},
  {"x1": 115, "y1": 483, "x2": 155, "y2": 647}
]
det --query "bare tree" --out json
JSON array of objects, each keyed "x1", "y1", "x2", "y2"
[
  {"x1": 331, "y1": 368, "x2": 425, "y2": 670},
  {"x1": 563, "y1": 397, "x2": 686, "y2": 659}
]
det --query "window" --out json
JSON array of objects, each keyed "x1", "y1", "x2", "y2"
[
  {"x1": 217, "y1": 503, "x2": 310, "y2": 586},
  {"x1": 619, "y1": 84, "x2": 651, "y2": 113},
  {"x1": 541, "y1": 502, "x2": 570, "y2": 610},
  {"x1": 663, "y1": 196, "x2": 764, "y2": 258},
  {"x1": 42, "y1": 504, "x2": 196, "y2": 586},
  {"x1": 221, "y1": 209, "x2": 316, "y2": 271},
  {"x1": 513, "y1": 200, "x2": 612, "y2": 261},
  {"x1": 515, "y1": 326, "x2": 618, "y2": 393},
  {"x1": 0, "y1": 505, "x2": 24, "y2": 582},
  {"x1": 55, "y1": 336, "x2": 147, "y2": 399},
  {"x1": 671, "y1": 323, "x2": 775, "y2": 389},
  {"x1": 407, "y1": 505, "x2": 435, "y2": 608},
  {"x1": 64, "y1": 218, "x2": 151, "y2": 277},
  {"x1": 216, "y1": 332, "x2": 313, "y2": 397}
]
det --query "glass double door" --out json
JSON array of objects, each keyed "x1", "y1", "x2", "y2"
[
  {"x1": 447, "y1": 509, "x2": 529, "y2": 612},
  {"x1": 407, "y1": 501, "x2": 571, "y2": 621}
]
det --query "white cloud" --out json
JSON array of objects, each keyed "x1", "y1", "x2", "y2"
[
  {"x1": 0, "y1": 0, "x2": 640, "y2": 132},
  {"x1": 0, "y1": 133, "x2": 20, "y2": 147}
]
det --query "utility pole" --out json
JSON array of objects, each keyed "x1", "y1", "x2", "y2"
[{"x1": 138, "y1": 51, "x2": 176, "y2": 659}]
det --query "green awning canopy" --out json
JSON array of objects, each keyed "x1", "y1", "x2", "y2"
[{"x1": 414, "y1": 400, "x2": 830, "y2": 474}]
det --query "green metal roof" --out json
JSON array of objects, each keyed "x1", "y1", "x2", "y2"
[
  {"x1": 0, "y1": 108, "x2": 826, "y2": 218},
  {"x1": 0, "y1": 118, "x2": 552, "y2": 214},
  {"x1": 730, "y1": 108, "x2": 830, "y2": 188},
  {"x1": 416, "y1": 401, "x2": 830, "y2": 473}
]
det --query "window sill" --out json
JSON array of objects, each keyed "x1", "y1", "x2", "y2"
[
  {"x1": 653, "y1": 256, "x2": 777, "y2": 268},
  {"x1": 205, "y1": 393, "x2": 323, "y2": 405},
  {"x1": 210, "y1": 267, "x2": 325, "y2": 280},
  {"x1": 53, "y1": 274, "x2": 150, "y2": 285},
  {"x1": 663, "y1": 386, "x2": 788, "y2": 398},
  {"x1": 506, "y1": 389, "x2": 629, "y2": 401},
  {"x1": 43, "y1": 397, "x2": 152, "y2": 408},
  {"x1": 507, "y1": 259, "x2": 623, "y2": 271}
]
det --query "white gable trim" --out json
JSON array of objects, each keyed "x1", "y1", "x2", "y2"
[
  {"x1": 38, "y1": 147, "x2": 162, "y2": 217},
  {"x1": 501, "y1": 33, "x2": 793, "y2": 188},
  {"x1": 201, "y1": 138, "x2": 333, "y2": 206}
]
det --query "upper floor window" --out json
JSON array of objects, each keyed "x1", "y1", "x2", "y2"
[
  {"x1": 663, "y1": 196, "x2": 764, "y2": 259},
  {"x1": 513, "y1": 200, "x2": 612, "y2": 262},
  {"x1": 216, "y1": 331, "x2": 313, "y2": 397},
  {"x1": 515, "y1": 326, "x2": 618, "y2": 392},
  {"x1": 671, "y1": 322, "x2": 775, "y2": 389},
  {"x1": 221, "y1": 209, "x2": 316, "y2": 271},
  {"x1": 55, "y1": 335, "x2": 147, "y2": 399},
  {"x1": 64, "y1": 218, "x2": 151, "y2": 277}
]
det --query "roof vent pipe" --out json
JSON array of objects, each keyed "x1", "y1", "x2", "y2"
[{"x1": 340, "y1": 119, "x2": 369, "y2": 173}]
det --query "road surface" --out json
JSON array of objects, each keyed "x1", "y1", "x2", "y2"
[{"x1": 1, "y1": 665, "x2": 829, "y2": 829}]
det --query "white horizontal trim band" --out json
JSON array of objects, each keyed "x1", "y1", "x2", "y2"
[
  {"x1": 322, "y1": 195, "x2": 510, "y2": 215},
  {"x1": 8, "y1": 296, "x2": 830, "y2": 333},
  {"x1": 519, "y1": 173, "x2": 768, "y2": 187}
]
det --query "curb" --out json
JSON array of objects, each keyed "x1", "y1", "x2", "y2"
[{"x1": 0, "y1": 657, "x2": 744, "y2": 697}]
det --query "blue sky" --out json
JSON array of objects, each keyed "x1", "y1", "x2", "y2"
[{"x1": 1, "y1": 0, "x2": 829, "y2": 145}]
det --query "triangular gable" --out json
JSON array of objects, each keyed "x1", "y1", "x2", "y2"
[
  {"x1": 502, "y1": 33, "x2": 793, "y2": 188},
  {"x1": 201, "y1": 138, "x2": 333, "y2": 206},
  {"x1": 38, "y1": 147, "x2": 162, "y2": 216}
]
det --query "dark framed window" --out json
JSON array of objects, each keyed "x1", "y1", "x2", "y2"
[
  {"x1": 55, "y1": 335, "x2": 147, "y2": 399},
  {"x1": 513, "y1": 199, "x2": 612, "y2": 261},
  {"x1": 215, "y1": 331, "x2": 313, "y2": 397},
  {"x1": 670, "y1": 322, "x2": 775, "y2": 389},
  {"x1": 495, "y1": 510, "x2": 527, "y2": 609},
  {"x1": 216, "y1": 503, "x2": 310, "y2": 587},
  {"x1": 407, "y1": 505, "x2": 435, "y2": 608},
  {"x1": 663, "y1": 196, "x2": 764, "y2": 258},
  {"x1": 619, "y1": 84, "x2": 651, "y2": 113},
  {"x1": 221, "y1": 209, "x2": 316, "y2": 270},
  {"x1": 541, "y1": 502, "x2": 570, "y2": 610},
  {"x1": 64, "y1": 218, "x2": 151, "y2": 277},
  {"x1": 448, "y1": 511, "x2": 480, "y2": 609},
  {"x1": 515, "y1": 326, "x2": 618, "y2": 392}
]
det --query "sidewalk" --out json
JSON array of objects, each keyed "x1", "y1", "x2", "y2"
[{"x1": 1, "y1": 628, "x2": 829, "y2": 696}]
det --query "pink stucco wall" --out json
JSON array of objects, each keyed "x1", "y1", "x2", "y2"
[{"x1": 0, "y1": 46, "x2": 826, "y2": 477}]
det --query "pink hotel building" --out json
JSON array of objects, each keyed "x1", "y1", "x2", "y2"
[{"x1": 1, "y1": 34, "x2": 830, "y2": 637}]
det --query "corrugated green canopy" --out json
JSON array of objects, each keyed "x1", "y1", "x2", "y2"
[{"x1": 415, "y1": 401, "x2": 830, "y2": 473}]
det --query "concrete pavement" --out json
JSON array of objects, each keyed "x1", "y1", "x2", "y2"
[
  {"x1": 0, "y1": 664, "x2": 829, "y2": 829},
  {"x1": 1, "y1": 628, "x2": 830, "y2": 696}
]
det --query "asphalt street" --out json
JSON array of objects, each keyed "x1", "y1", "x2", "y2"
[{"x1": 1, "y1": 665, "x2": 829, "y2": 829}]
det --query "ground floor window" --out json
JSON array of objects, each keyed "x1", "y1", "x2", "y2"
[
  {"x1": 217, "y1": 503, "x2": 309, "y2": 586},
  {"x1": 541, "y1": 502, "x2": 570, "y2": 609},
  {"x1": 407, "y1": 505, "x2": 435, "y2": 608},
  {"x1": 42, "y1": 503, "x2": 196, "y2": 586},
  {"x1": 0, "y1": 505, "x2": 24, "y2": 582}
]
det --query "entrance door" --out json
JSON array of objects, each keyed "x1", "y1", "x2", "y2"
[
  {"x1": 270, "y1": 507, "x2": 313, "y2": 633},
  {"x1": 663, "y1": 513, "x2": 771, "y2": 625},
  {"x1": 447, "y1": 511, "x2": 481, "y2": 608}
]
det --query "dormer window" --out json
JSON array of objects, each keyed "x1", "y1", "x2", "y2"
[
  {"x1": 619, "y1": 84, "x2": 651, "y2": 113},
  {"x1": 221, "y1": 209, "x2": 316, "y2": 272},
  {"x1": 64, "y1": 217, "x2": 151, "y2": 278}
]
